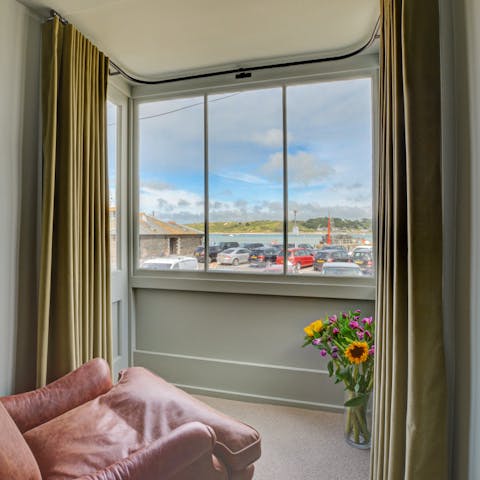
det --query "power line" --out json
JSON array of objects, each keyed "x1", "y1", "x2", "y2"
[{"x1": 138, "y1": 92, "x2": 241, "y2": 121}]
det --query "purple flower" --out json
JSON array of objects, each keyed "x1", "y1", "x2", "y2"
[
  {"x1": 369, "y1": 345, "x2": 375, "y2": 356},
  {"x1": 320, "y1": 349, "x2": 327, "y2": 357},
  {"x1": 312, "y1": 338, "x2": 321, "y2": 346},
  {"x1": 356, "y1": 330, "x2": 365, "y2": 340},
  {"x1": 349, "y1": 320, "x2": 360, "y2": 329},
  {"x1": 332, "y1": 327, "x2": 340, "y2": 335},
  {"x1": 364, "y1": 330, "x2": 372, "y2": 339},
  {"x1": 362, "y1": 316, "x2": 373, "y2": 325},
  {"x1": 328, "y1": 315, "x2": 338, "y2": 324},
  {"x1": 331, "y1": 345, "x2": 339, "y2": 353},
  {"x1": 342, "y1": 312, "x2": 348, "y2": 319},
  {"x1": 332, "y1": 351, "x2": 339, "y2": 359},
  {"x1": 354, "y1": 309, "x2": 361, "y2": 314}
]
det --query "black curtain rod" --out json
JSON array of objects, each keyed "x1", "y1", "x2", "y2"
[{"x1": 47, "y1": 9, "x2": 380, "y2": 86}]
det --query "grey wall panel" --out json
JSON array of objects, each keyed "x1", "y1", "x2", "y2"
[
  {"x1": 134, "y1": 350, "x2": 345, "y2": 411},
  {"x1": 134, "y1": 288, "x2": 374, "y2": 408},
  {"x1": 0, "y1": 1, "x2": 40, "y2": 395}
]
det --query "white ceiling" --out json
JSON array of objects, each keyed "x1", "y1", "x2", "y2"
[{"x1": 21, "y1": 0, "x2": 379, "y2": 80}]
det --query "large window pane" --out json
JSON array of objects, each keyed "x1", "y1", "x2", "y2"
[
  {"x1": 135, "y1": 75, "x2": 374, "y2": 279},
  {"x1": 208, "y1": 88, "x2": 283, "y2": 274},
  {"x1": 107, "y1": 101, "x2": 119, "y2": 270},
  {"x1": 138, "y1": 97, "x2": 205, "y2": 271},
  {"x1": 286, "y1": 78, "x2": 373, "y2": 277}
]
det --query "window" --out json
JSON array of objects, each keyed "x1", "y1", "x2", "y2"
[
  {"x1": 138, "y1": 97, "x2": 205, "y2": 267},
  {"x1": 107, "y1": 100, "x2": 119, "y2": 270},
  {"x1": 136, "y1": 73, "x2": 374, "y2": 279}
]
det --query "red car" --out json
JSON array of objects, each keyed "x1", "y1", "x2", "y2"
[{"x1": 275, "y1": 248, "x2": 314, "y2": 272}]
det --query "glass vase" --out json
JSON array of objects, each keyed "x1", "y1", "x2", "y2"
[{"x1": 344, "y1": 391, "x2": 372, "y2": 449}]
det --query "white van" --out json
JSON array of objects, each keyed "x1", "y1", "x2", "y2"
[{"x1": 141, "y1": 256, "x2": 199, "y2": 271}]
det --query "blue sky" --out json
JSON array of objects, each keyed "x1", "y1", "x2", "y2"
[
  {"x1": 130, "y1": 77, "x2": 372, "y2": 224},
  {"x1": 107, "y1": 101, "x2": 118, "y2": 207}
]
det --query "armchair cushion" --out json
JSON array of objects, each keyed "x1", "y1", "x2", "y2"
[
  {"x1": 1, "y1": 358, "x2": 112, "y2": 433},
  {"x1": 0, "y1": 403, "x2": 41, "y2": 480},
  {"x1": 112, "y1": 367, "x2": 261, "y2": 472}
]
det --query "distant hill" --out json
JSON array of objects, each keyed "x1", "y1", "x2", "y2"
[
  {"x1": 301, "y1": 217, "x2": 372, "y2": 231},
  {"x1": 186, "y1": 217, "x2": 372, "y2": 233}
]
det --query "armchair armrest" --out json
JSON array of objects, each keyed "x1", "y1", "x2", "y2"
[
  {"x1": 0, "y1": 358, "x2": 112, "y2": 433},
  {"x1": 76, "y1": 422, "x2": 223, "y2": 480}
]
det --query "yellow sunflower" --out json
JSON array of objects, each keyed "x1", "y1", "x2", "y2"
[{"x1": 345, "y1": 341, "x2": 369, "y2": 364}]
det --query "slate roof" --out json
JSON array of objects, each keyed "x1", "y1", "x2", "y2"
[{"x1": 138, "y1": 212, "x2": 203, "y2": 236}]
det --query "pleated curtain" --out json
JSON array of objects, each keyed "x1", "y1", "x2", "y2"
[
  {"x1": 37, "y1": 16, "x2": 112, "y2": 386},
  {"x1": 371, "y1": 0, "x2": 448, "y2": 478}
]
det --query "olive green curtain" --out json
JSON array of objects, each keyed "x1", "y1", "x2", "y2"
[
  {"x1": 371, "y1": 0, "x2": 448, "y2": 478},
  {"x1": 37, "y1": 17, "x2": 111, "y2": 386}
]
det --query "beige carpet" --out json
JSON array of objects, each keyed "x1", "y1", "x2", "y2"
[{"x1": 196, "y1": 395, "x2": 370, "y2": 480}]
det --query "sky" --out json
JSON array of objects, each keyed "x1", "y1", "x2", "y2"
[
  {"x1": 110, "y1": 77, "x2": 373, "y2": 225},
  {"x1": 107, "y1": 101, "x2": 117, "y2": 207}
]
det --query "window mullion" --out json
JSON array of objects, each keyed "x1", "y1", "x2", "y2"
[
  {"x1": 204, "y1": 93, "x2": 209, "y2": 272},
  {"x1": 282, "y1": 85, "x2": 288, "y2": 276}
]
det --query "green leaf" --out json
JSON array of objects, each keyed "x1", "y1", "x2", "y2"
[
  {"x1": 344, "y1": 394, "x2": 368, "y2": 407},
  {"x1": 327, "y1": 361, "x2": 334, "y2": 377}
]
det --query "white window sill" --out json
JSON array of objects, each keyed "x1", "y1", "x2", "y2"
[{"x1": 131, "y1": 271, "x2": 375, "y2": 300}]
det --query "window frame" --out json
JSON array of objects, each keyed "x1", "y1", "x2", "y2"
[
  {"x1": 130, "y1": 54, "x2": 378, "y2": 300},
  {"x1": 107, "y1": 86, "x2": 128, "y2": 273}
]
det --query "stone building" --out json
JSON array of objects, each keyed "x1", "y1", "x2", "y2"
[{"x1": 137, "y1": 213, "x2": 204, "y2": 262}]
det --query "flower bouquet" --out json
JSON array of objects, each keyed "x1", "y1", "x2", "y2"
[{"x1": 303, "y1": 309, "x2": 375, "y2": 448}]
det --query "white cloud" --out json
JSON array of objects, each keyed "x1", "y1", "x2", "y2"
[
  {"x1": 252, "y1": 128, "x2": 283, "y2": 148},
  {"x1": 139, "y1": 186, "x2": 203, "y2": 220},
  {"x1": 139, "y1": 183, "x2": 371, "y2": 223},
  {"x1": 215, "y1": 171, "x2": 269, "y2": 185},
  {"x1": 260, "y1": 151, "x2": 335, "y2": 186}
]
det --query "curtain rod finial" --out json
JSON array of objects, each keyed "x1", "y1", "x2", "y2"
[{"x1": 48, "y1": 9, "x2": 68, "y2": 25}]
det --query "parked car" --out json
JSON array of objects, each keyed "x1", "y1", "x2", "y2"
[
  {"x1": 352, "y1": 249, "x2": 374, "y2": 275},
  {"x1": 320, "y1": 262, "x2": 363, "y2": 276},
  {"x1": 141, "y1": 256, "x2": 199, "y2": 271},
  {"x1": 313, "y1": 249, "x2": 350, "y2": 272},
  {"x1": 216, "y1": 247, "x2": 250, "y2": 265},
  {"x1": 275, "y1": 248, "x2": 314, "y2": 272},
  {"x1": 263, "y1": 260, "x2": 295, "y2": 274},
  {"x1": 218, "y1": 241, "x2": 239, "y2": 251},
  {"x1": 271, "y1": 243, "x2": 295, "y2": 251},
  {"x1": 349, "y1": 245, "x2": 373, "y2": 257},
  {"x1": 248, "y1": 247, "x2": 280, "y2": 266},
  {"x1": 242, "y1": 242, "x2": 264, "y2": 250},
  {"x1": 194, "y1": 245, "x2": 222, "y2": 263},
  {"x1": 319, "y1": 244, "x2": 348, "y2": 254}
]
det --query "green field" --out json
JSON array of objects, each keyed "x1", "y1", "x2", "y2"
[{"x1": 186, "y1": 217, "x2": 372, "y2": 234}]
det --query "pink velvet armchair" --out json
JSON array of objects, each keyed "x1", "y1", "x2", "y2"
[{"x1": 0, "y1": 359, "x2": 261, "y2": 479}]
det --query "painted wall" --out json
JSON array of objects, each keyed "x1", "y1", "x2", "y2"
[
  {"x1": 0, "y1": 0, "x2": 41, "y2": 395},
  {"x1": 451, "y1": 0, "x2": 480, "y2": 479},
  {"x1": 134, "y1": 288, "x2": 374, "y2": 409}
]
